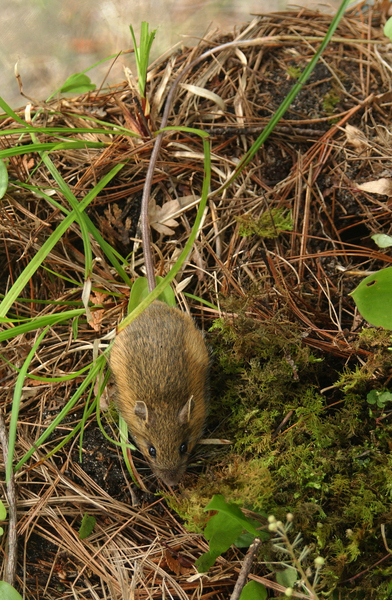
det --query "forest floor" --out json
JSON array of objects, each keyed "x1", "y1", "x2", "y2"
[{"x1": 2, "y1": 6, "x2": 392, "y2": 599}]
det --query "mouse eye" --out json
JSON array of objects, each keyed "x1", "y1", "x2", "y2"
[
  {"x1": 148, "y1": 446, "x2": 156, "y2": 458},
  {"x1": 179, "y1": 443, "x2": 188, "y2": 455}
]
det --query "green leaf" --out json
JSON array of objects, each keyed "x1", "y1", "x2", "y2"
[
  {"x1": 194, "y1": 548, "x2": 222, "y2": 573},
  {"x1": 79, "y1": 512, "x2": 96, "y2": 539},
  {"x1": 204, "y1": 495, "x2": 259, "y2": 536},
  {"x1": 0, "y1": 581, "x2": 23, "y2": 600},
  {"x1": 380, "y1": 391, "x2": 392, "y2": 404},
  {"x1": 367, "y1": 390, "x2": 378, "y2": 405},
  {"x1": 350, "y1": 267, "x2": 392, "y2": 329},
  {"x1": 276, "y1": 567, "x2": 298, "y2": 588},
  {"x1": 0, "y1": 528, "x2": 3, "y2": 536},
  {"x1": 196, "y1": 495, "x2": 260, "y2": 573},
  {"x1": 0, "y1": 160, "x2": 8, "y2": 199},
  {"x1": 239, "y1": 581, "x2": 268, "y2": 600},
  {"x1": 196, "y1": 511, "x2": 243, "y2": 572},
  {"x1": 384, "y1": 16, "x2": 392, "y2": 41},
  {"x1": 0, "y1": 500, "x2": 6, "y2": 521},
  {"x1": 128, "y1": 276, "x2": 176, "y2": 313},
  {"x1": 234, "y1": 527, "x2": 268, "y2": 548},
  {"x1": 371, "y1": 234, "x2": 392, "y2": 248},
  {"x1": 60, "y1": 73, "x2": 96, "y2": 94}
]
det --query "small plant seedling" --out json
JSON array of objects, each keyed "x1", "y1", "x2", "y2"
[
  {"x1": 350, "y1": 267, "x2": 392, "y2": 329},
  {"x1": 128, "y1": 276, "x2": 176, "y2": 313},
  {"x1": 367, "y1": 389, "x2": 392, "y2": 410},
  {"x1": 59, "y1": 73, "x2": 96, "y2": 94},
  {"x1": 129, "y1": 22, "x2": 157, "y2": 100},
  {"x1": 195, "y1": 494, "x2": 268, "y2": 573},
  {"x1": 78, "y1": 512, "x2": 96, "y2": 539},
  {"x1": 371, "y1": 233, "x2": 392, "y2": 248}
]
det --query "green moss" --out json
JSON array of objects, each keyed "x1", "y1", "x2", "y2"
[
  {"x1": 322, "y1": 90, "x2": 340, "y2": 113},
  {"x1": 170, "y1": 305, "x2": 392, "y2": 598},
  {"x1": 286, "y1": 66, "x2": 302, "y2": 79},
  {"x1": 236, "y1": 208, "x2": 293, "y2": 239}
]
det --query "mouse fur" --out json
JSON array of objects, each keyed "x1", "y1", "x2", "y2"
[{"x1": 110, "y1": 300, "x2": 209, "y2": 486}]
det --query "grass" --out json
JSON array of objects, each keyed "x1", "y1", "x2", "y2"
[{"x1": 2, "y1": 2, "x2": 392, "y2": 598}]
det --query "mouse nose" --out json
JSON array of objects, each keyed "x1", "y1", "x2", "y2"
[{"x1": 157, "y1": 470, "x2": 183, "y2": 487}]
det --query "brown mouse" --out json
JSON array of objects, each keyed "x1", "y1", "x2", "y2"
[{"x1": 110, "y1": 300, "x2": 209, "y2": 486}]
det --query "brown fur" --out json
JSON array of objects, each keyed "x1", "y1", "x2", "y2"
[{"x1": 110, "y1": 301, "x2": 209, "y2": 486}]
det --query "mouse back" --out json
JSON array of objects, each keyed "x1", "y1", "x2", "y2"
[{"x1": 110, "y1": 301, "x2": 209, "y2": 486}]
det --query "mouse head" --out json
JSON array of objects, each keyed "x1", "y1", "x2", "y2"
[{"x1": 129, "y1": 393, "x2": 206, "y2": 487}]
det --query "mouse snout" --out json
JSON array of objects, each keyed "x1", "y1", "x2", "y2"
[{"x1": 153, "y1": 465, "x2": 186, "y2": 487}]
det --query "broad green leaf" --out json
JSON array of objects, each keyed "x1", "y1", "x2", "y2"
[
  {"x1": 204, "y1": 495, "x2": 259, "y2": 536},
  {"x1": 0, "y1": 528, "x2": 3, "y2": 536},
  {"x1": 0, "y1": 500, "x2": 6, "y2": 520},
  {"x1": 0, "y1": 160, "x2": 8, "y2": 199},
  {"x1": 239, "y1": 581, "x2": 268, "y2": 600},
  {"x1": 350, "y1": 267, "x2": 392, "y2": 329},
  {"x1": 194, "y1": 548, "x2": 221, "y2": 573},
  {"x1": 371, "y1": 234, "x2": 392, "y2": 248},
  {"x1": 0, "y1": 581, "x2": 23, "y2": 600},
  {"x1": 276, "y1": 567, "x2": 298, "y2": 588},
  {"x1": 384, "y1": 16, "x2": 392, "y2": 41},
  {"x1": 60, "y1": 73, "x2": 96, "y2": 94},
  {"x1": 196, "y1": 511, "x2": 243, "y2": 572},
  {"x1": 128, "y1": 276, "x2": 176, "y2": 313},
  {"x1": 79, "y1": 512, "x2": 96, "y2": 539},
  {"x1": 234, "y1": 526, "x2": 268, "y2": 548}
]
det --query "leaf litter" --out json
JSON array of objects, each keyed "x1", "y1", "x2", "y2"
[{"x1": 2, "y1": 5, "x2": 392, "y2": 599}]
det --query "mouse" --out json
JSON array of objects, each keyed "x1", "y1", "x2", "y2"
[{"x1": 110, "y1": 300, "x2": 209, "y2": 486}]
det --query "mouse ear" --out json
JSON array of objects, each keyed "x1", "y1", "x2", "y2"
[
  {"x1": 135, "y1": 400, "x2": 148, "y2": 422},
  {"x1": 178, "y1": 395, "x2": 194, "y2": 425}
]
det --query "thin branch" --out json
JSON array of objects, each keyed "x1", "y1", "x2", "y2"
[{"x1": 230, "y1": 537, "x2": 262, "y2": 600}]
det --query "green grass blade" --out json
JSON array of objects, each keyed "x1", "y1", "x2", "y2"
[
  {"x1": 0, "y1": 141, "x2": 106, "y2": 159},
  {"x1": 215, "y1": 0, "x2": 352, "y2": 192},
  {"x1": 0, "y1": 309, "x2": 85, "y2": 341},
  {"x1": 0, "y1": 159, "x2": 8, "y2": 198},
  {"x1": 14, "y1": 357, "x2": 103, "y2": 472},
  {"x1": 7, "y1": 327, "x2": 50, "y2": 482},
  {"x1": 0, "y1": 126, "x2": 139, "y2": 137},
  {"x1": 0, "y1": 163, "x2": 124, "y2": 318}
]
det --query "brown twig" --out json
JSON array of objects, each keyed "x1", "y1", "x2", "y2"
[{"x1": 229, "y1": 537, "x2": 262, "y2": 600}]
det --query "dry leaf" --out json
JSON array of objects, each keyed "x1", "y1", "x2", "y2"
[
  {"x1": 148, "y1": 198, "x2": 181, "y2": 235},
  {"x1": 164, "y1": 548, "x2": 193, "y2": 575},
  {"x1": 180, "y1": 83, "x2": 226, "y2": 111},
  {"x1": 345, "y1": 124, "x2": 368, "y2": 152},
  {"x1": 356, "y1": 178, "x2": 392, "y2": 196}
]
